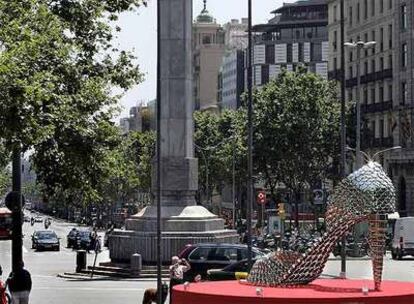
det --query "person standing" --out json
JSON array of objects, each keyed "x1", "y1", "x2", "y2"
[
  {"x1": 169, "y1": 256, "x2": 190, "y2": 304},
  {"x1": 8, "y1": 263, "x2": 32, "y2": 304}
]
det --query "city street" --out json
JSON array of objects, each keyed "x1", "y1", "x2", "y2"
[
  {"x1": 0, "y1": 213, "x2": 413, "y2": 303},
  {"x1": 0, "y1": 213, "x2": 155, "y2": 304}
]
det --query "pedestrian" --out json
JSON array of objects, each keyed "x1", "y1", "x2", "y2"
[
  {"x1": 7, "y1": 262, "x2": 32, "y2": 304},
  {"x1": 0, "y1": 265, "x2": 7, "y2": 304},
  {"x1": 168, "y1": 256, "x2": 190, "y2": 304}
]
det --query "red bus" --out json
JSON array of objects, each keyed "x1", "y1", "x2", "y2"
[{"x1": 0, "y1": 207, "x2": 12, "y2": 240}]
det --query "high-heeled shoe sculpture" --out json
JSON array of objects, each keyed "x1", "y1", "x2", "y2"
[{"x1": 247, "y1": 160, "x2": 396, "y2": 291}]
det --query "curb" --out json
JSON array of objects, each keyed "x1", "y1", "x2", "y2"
[{"x1": 57, "y1": 273, "x2": 159, "y2": 282}]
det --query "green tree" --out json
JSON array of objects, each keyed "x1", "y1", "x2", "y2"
[
  {"x1": 194, "y1": 110, "x2": 247, "y2": 208},
  {"x1": 254, "y1": 69, "x2": 341, "y2": 226},
  {"x1": 0, "y1": 0, "x2": 146, "y2": 206}
]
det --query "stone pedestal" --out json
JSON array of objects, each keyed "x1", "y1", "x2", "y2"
[
  {"x1": 109, "y1": 206, "x2": 238, "y2": 263},
  {"x1": 108, "y1": 0, "x2": 238, "y2": 264}
]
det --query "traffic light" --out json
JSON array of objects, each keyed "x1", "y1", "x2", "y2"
[
  {"x1": 256, "y1": 191, "x2": 266, "y2": 205},
  {"x1": 277, "y1": 203, "x2": 285, "y2": 219}
]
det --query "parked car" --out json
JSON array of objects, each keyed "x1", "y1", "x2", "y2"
[
  {"x1": 207, "y1": 259, "x2": 256, "y2": 281},
  {"x1": 75, "y1": 229, "x2": 92, "y2": 250},
  {"x1": 66, "y1": 228, "x2": 79, "y2": 248},
  {"x1": 177, "y1": 243, "x2": 265, "y2": 280},
  {"x1": 23, "y1": 216, "x2": 30, "y2": 223},
  {"x1": 31, "y1": 230, "x2": 60, "y2": 251},
  {"x1": 391, "y1": 217, "x2": 414, "y2": 260}
]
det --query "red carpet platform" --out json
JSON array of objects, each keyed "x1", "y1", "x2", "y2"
[{"x1": 173, "y1": 279, "x2": 414, "y2": 304}]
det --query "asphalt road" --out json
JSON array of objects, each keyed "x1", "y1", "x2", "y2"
[
  {"x1": 0, "y1": 212, "x2": 155, "y2": 304},
  {"x1": 0, "y1": 212, "x2": 413, "y2": 303}
]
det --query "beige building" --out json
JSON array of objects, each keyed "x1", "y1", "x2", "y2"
[
  {"x1": 193, "y1": 1, "x2": 225, "y2": 112},
  {"x1": 328, "y1": 0, "x2": 414, "y2": 216}
]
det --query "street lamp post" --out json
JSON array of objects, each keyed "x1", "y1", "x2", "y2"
[
  {"x1": 344, "y1": 40, "x2": 376, "y2": 170},
  {"x1": 247, "y1": 0, "x2": 253, "y2": 270}
]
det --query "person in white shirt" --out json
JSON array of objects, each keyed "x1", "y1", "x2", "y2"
[{"x1": 169, "y1": 256, "x2": 190, "y2": 303}]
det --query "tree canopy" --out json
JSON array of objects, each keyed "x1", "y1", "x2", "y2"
[{"x1": 0, "y1": 0, "x2": 146, "y2": 205}]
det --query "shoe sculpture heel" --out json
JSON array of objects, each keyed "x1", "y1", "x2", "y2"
[
  {"x1": 248, "y1": 161, "x2": 396, "y2": 288},
  {"x1": 368, "y1": 214, "x2": 388, "y2": 291}
]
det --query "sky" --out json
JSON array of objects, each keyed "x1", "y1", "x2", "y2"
[{"x1": 115, "y1": 0, "x2": 294, "y2": 118}]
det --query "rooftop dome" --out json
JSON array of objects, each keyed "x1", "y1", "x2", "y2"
[{"x1": 196, "y1": 0, "x2": 214, "y2": 23}]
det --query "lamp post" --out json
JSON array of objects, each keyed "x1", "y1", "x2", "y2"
[
  {"x1": 247, "y1": 0, "x2": 253, "y2": 270},
  {"x1": 344, "y1": 40, "x2": 376, "y2": 169}
]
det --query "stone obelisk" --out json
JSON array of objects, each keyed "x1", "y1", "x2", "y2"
[{"x1": 109, "y1": 0, "x2": 238, "y2": 263}]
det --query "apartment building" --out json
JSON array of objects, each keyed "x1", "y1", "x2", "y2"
[
  {"x1": 328, "y1": 0, "x2": 414, "y2": 216},
  {"x1": 250, "y1": 0, "x2": 329, "y2": 88}
]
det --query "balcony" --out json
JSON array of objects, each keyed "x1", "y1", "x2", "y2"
[
  {"x1": 361, "y1": 101, "x2": 393, "y2": 113},
  {"x1": 346, "y1": 69, "x2": 393, "y2": 88},
  {"x1": 362, "y1": 136, "x2": 394, "y2": 149}
]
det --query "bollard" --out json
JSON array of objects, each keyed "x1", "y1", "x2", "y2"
[
  {"x1": 76, "y1": 250, "x2": 87, "y2": 273},
  {"x1": 130, "y1": 253, "x2": 142, "y2": 276}
]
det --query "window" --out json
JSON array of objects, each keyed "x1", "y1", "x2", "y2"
[
  {"x1": 349, "y1": 66, "x2": 353, "y2": 78},
  {"x1": 287, "y1": 44, "x2": 293, "y2": 63},
  {"x1": 364, "y1": 61, "x2": 368, "y2": 74},
  {"x1": 371, "y1": 0, "x2": 375, "y2": 16},
  {"x1": 388, "y1": 24, "x2": 393, "y2": 48},
  {"x1": 389, "y1": 0, "x2": 392, "y2": 9},
  {"x1": 380, "y1": 57, "x2": 384, "y2": 70},
  {"x1": 189, "y1": 247, "x2": 215, "y2": 261},
  {"x1": 380, "y1": 27, "x2": 384, "y2": 51},
  {"x1": 202, "y1": 35, "x2": 211, "y2": 45},
  {"x1": 371, "y1": 87, "x2": 376, "y2": 103},
  {"x1": 401, "y1": 4, "x2": 408, "y2": 30},
  {"x1": 402, "y1": 82, "x2": 407, "y2": 105},
  {"x1": 333, "y1": 57, "x2": 337, "y2": 70},
  {"x1": 333, "y1": 30, "x2": 338, "y2": 51},
  {"x1": 371, "y1": 30, "x2": 376, "y2": 54},
  {"x1": 388, "y1": 84, "x2": 393, "y2": 100},
  {"x1": 402, "y1": 43, "x2": 408, "y2": 68},
  {"x1": 349, "y1": 6, "x2": 353, "y2": 26},
  {"x1": 364, "y1": 87, "x2": 368, "y2": 103},
  {"x1": 214, "y1": 248, "x2": 238, "y2": 262},
  {"x1": 380, "y1": 0, "x2": 384, "y2": 13},
  {"x1": 372, "y1": 120, "x2": 377, "y2": 138},
  {"x1": 371, "y1": 59, "x2": 376, "y2": 73},
  {"x1": 266, "y1": 45, "x2": 275, "y2": 64},
  {"x1": 380, "y1": 119, "x2": 384, "y2": 138},
  {"x1": 357, "y1": 2, "x2": 360, "y2": 22},
  {"x1": 333, "y1": 5, "x2": 337, "y2": 22},
  {"x1": 364, "y1": 33, "x2": 369, "y2": 57},
  {"x1": 379, "y1": 85, "x2": 384, "y2": 102},
  {"x1": 364, "y1": 0, "x2": 368, "y2": 19},
  {"x1": 389, "y1": 54, "x2": 393, "y2": 69}
]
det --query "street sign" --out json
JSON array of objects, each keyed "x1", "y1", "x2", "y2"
[{"x1": 256, "y1": 191, "x2": 266, "y2": 204}]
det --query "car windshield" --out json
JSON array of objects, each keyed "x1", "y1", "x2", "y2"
[
  {"x1": 78, "y1": 231, "x2": 90, "y2": 238},
  {"x1": 37, "y1": 232, "x2": 56, "y2": 240}
]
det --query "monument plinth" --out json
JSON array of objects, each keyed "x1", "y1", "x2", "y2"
[{"x1": 109, "y1": 0, "x2": 238, "y2": 264}]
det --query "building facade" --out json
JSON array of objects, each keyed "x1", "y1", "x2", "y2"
[
  {"x1": 328, "y1": 0, "x2": 414, "y2": 216},
  {"x1": 250, "y1": 0, "x2": 329, "y2": 88},
  {"x1": 193, "y1": 2, "x2": 225, "y2": 112}
]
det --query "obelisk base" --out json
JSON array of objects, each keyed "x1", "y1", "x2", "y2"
[{"x1": 109, "y1": 206, "x2": 239, "y2": 263}]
